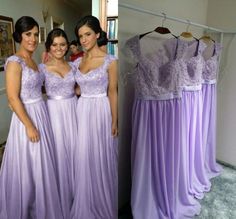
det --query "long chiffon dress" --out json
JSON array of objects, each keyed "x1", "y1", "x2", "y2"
[
  {"x1": 178, "y1": 39, "x2": 211, "y2": 200},
  {"x1": 70, "y1": 54, "x2": 118, "y2": 219},
  {"x1": 0, "y1": 55, "x2": 63, "y2": 219},
  {"x1": 201, "y1": 42, "x2": 222, "y2": 179},
  {"x1": 125, "y1": 35, "x2": 201, "y2": 219},
  {"x1": 38, "y1": 62, "x2": 77, "y2": 219}
]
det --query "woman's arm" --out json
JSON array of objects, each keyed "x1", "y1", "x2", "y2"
[
  {"x1": 108, "y1": 59, "x2": 118, "y2": 137},
  {"x1": 5, "y1": 61, "x2": 40, "y2": 142}
]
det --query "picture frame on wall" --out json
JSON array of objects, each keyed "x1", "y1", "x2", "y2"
[{"x1": 0, "y1": 15, "x2": 15, "y2": 71}]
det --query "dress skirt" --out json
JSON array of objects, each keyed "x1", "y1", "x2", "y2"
[
  {"x1": 0, "y1": 99, "x2": 63, "y2": 219},
  {"x1": 202, "y1": 84, "x2": 222, "y2": 179},
  {"x1": 71, "y1": 95, "x2": 118, "y2": 219},
  {"x1": 46, "y1": 95, "x2": 78, "y2": 218},
  {"x1": 131, "y1": 98, "x2": 201, "y2": 219},
  {"x1": 181, "y1": 90, "x2": 211, "y2": 200}
]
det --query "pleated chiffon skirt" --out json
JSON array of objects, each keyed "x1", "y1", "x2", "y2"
[
  {"x1": 181, "y1": 90, "x2": 211, "y2": 200},
  {"x1": 202, "y1": 84, "x2": 222, "y2": 178},
  {"x1": 0, "y1": 99, "x2": 63, "y2": 219},
  {"x1": 71, "y1": 96, "x2": 118, "y2": 219},
  {"x1": 46, "y1": 95, "x2": 78, "y2": 219},
  {"x1": 131, "y1": 98, "x2": 201, "y2": 219}
]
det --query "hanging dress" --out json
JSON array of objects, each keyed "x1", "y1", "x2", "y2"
[
  {"x1": 70, "y1": 54, "x2": 118, "y2": 219},
  {"x1": 178, "y1": 39, "x2": 211, "y2": 200},
  {"x1": 125, "y1": 35, "x2": 201, "y2": 219},
  {"x1": 0, "y1": 55, "x2": 63, "y2": 219},
  {"x1": 201, "y1": 42, "x2": 223, "y2": 179},
  {"x1": 38, "y1": 62, "x2": 77, "y2": 219}
]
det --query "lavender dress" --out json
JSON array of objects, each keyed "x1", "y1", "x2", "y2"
[
  {"x1": 70, "y1": 54, "x2": 118, "y2": 219},
  {"x1": 125, "y1": 35, "x2": 201, "y2": 219},
  {"x1": 0, "y1": 56, "x2": 63, "y2": 219},
  {"x1": 178, "y1": 40, "x2": 211, "y2": 200},
  {"x1": 201, "y1": 42, "x2": 222, "y2": 179},
  {"x1": 38, "y1": 63, "x2": 77, "y2": 219}
]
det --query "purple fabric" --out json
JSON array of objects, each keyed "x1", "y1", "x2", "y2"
[
  {"x1": 38, "y1": 63, "x2": 78, "y2": 218},
  {"x1": 126, "y1": 36, "x2": 202, "y2": 219},
  {"x1": 177, "y1": 40, "x2": 206, "y2": 89},
  {"x1": 201, "y1": 43, "x2": 223, "y2": 178},
  {"x1": 131, "y1": 99, "x2": 201, "y2": 219},
  {"x1": 181, "y1": 90, "x2": 211, "y2": 200},
  {"x1": 0, "y1": 55, "x2": 63, "y2": 219},
  {"x1": 202, "y1": 42, "x2": 222, "y2": 83},
  {"x1": 70, "y1": 54, "x2": 118, "y2": 219},
  {"x1": 202, "y1": 84, "x2": 222, "y2": 178},
  {"x1": 178, "y1": 40, "x2": 211, "y2": 200},
  {"x1": 125, "y1": 36, "x2": 182, "y2": 100}
]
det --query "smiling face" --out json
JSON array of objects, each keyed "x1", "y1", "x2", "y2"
[
  {"x1": 20, "y1": 26, "x2": 39, "y2": 52},
  {"x1": 78, "y1": 25, "x2": 100, "y2": 51},
  {"x1": 49, "y1": 36, "x2": 68, "y2": 59}
]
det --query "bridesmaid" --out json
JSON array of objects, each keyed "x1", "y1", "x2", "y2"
[
  {"x1": 0, "y1": 16, "x2": 63, "y2": 219},
  {"x1": 38, "y1": 28, "x2": 77, "y2": 219},
  {"x1": 70, "y1": 15, "x2": 118, "y2": 219}
]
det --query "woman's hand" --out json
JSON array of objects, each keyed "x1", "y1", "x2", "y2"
[
  {"x1": 111, "y1": 122, "x2": 118, "y2": 137},
  {"x1": 26, "y1": 125, "x2": 40, "y2": 142}
]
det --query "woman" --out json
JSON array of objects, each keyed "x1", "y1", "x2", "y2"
[
  {"x1": 69, "y1": 40, "x2": 84, "y2": 61},
  {"x1": 71, "y1": 15, "x2": 118, "y2": 219},
  {"x1": 38, "y1": 28, "x2": 77, "y2": 219},
  {"x1": 0, "y1": 16, "x2": 63, "y2": 219}
]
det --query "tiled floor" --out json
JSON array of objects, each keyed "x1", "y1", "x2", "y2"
[{"x1": 118, "y1": 163, "x2": 236, "y2": 219}]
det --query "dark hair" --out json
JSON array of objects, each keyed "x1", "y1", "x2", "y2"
[
  {"x1": 69, "y1": 40, "x2": 79, "y2": 47},
  {"x1": 45, "y1": 28, "x2": 69, "y2": 53},
  {"x1": 13, "y1": 16, "x2": 39, "y2": 43},
  {"x1": 74, "y1": 15, "x2": 104, "y2": 46},
  {"x1": 97, "y1": 30, "x2": 108, "y2": 47}
]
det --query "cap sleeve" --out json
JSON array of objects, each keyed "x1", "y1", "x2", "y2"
[{"x1": 4, "y1": 55, "x2": 25, "y2": 71}]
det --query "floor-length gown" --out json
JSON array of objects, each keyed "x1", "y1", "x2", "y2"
[
  {"x1": 178, "y1": 39, "x2": 211, "y2": 200},
  {"x1": 201, "y1": 42, "x2": 222, "y2": 179},
  {"x1": 125, "y1": 35, "x2": 201, "y2": 219},
  {"x1": 70, "y1": 54, "x2": 118, "y2": 219},
  {"x1": 38, "y1": 63, "x2": 77, "y2": 219},
  {"x1": 0, "y1": 55, "x2": 63, "y2": 219}
]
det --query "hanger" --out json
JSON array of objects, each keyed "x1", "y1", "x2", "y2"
[
  {"x1": 180, "y1": 20, "x2": 197, "y2": 40},
  {"x1": 154, "y1": 13, "x2": 171, "y2": 34},
  {"x1": 139, "y1": 13, "x2": 177, "y2": 39},
  {"x1": 199, "y1": 27, "x2": 215, "y2": 43}
]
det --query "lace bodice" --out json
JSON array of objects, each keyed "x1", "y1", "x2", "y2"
[
  {"x1": 5, "y1": 55, "x2": 44, "y2": 101},
  {"x1": 177, "y1": 39, "x2": 206, "y2": 89},
  {"x1": 125, "y1": 35, "x2": 182, "y2": 100},
  {"x1": 74, "y1": 54, "x2": 117, "y2": 96},
  {"x1": 202, "y1": 43, "x2": 222, "y2": 83},
  {"x1": 38, "y1": 63, "x2": 76, "y2": 97}
]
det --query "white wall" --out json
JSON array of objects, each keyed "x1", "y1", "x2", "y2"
[
  {"x1": 0, "y1": 0, "x2": 89, "y2": 143},
  {"x1": 207, "y1": 0, "x2": 236, "y2": 166},
  {"x1": 118, "y1": 0, "x2": 209, "y2": 207}
]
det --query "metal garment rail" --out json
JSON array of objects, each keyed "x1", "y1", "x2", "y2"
[{"x1": 119, "y1": 2, "x2": 236, "y2": 34}]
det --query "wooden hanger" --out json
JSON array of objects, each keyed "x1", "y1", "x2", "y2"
[
  {"x1": 180, "y1": 31, "x2": 194, "y2": 38},
  {"x1": 139, "y1": 13, "x2": 176, "y2": 39},
  {"x1": 199, "y1": 29, "x2": 215, "y2": 43},
  {"x1": 154, "y1": 13, "x2": 171, "y2": 34},
  {"x1": 180, "y1": 20, "x2": 197, "y2": 39}
]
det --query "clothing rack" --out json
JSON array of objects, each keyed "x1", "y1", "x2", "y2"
[
  {"x1": 119, "y1": 3, "x2": 236, "y2": 36},
  {"x1": 119, "y1": 2, "x2": 236, "y2": 74}
]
